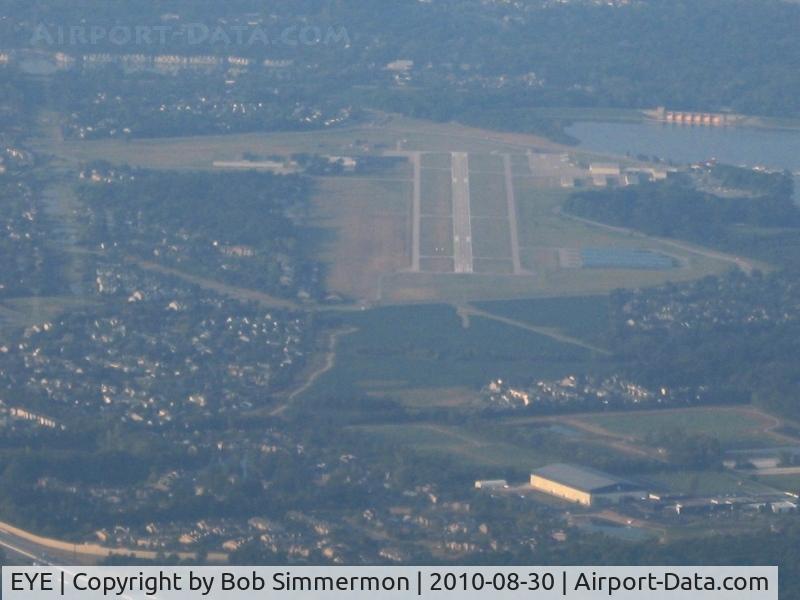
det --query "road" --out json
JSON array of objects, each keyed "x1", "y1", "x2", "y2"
[
  {"x1": 451, "y1": 152, "x2": 474, "y2": 274},
  {"x1": 503, "y1": 154, "x2": 525, "y2": 275},
  {"x1": 0, "y1": 527, "x2": 60, "y2": 566},
  {"x1": 0, "y1": 520, "x2": 228, "y2": 565}
]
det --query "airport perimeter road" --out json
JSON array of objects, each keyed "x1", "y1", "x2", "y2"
[{"x1": 451, "y1": 152, "x2": 474, "y2": 274}]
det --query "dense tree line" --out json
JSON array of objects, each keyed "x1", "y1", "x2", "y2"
[
  {"x1": 607, "y1": 269, "x2": 800, "y2": 420},
  {"x1": 11, "y1": 1, "x2": 800, "y2": 139},
  {"x1": 565, "y1": 173, "x2": 799, "y2": 245},
  {"x1": 710, "y1": 165, "x2": 795, "y2": 197},
  {"x1": 562, "y1": 168, "x2": 800, "y2": 422}
]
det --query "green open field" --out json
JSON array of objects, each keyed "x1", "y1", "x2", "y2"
[
  {"x1": 469, "y1": 171, "x2": 508, "y2": 218},
  {"x1": 468, "y1": 153, "x2": 505, "y2": 173},
  {"x1": 420, "y1": 217, "x2": 454, "y2": 257},
  {"x1": 419, "y1": 256, "x2": 454, "y2": 273},
  {"x1": 473, "y1": 258, "x2": 514, "y2": 275},
  {"x1": 754, "y1": 473, "x2": 800, "y2": 492},
  {"x1": 578, "y1": 407, "x2": 783, "y2": 448},
  {"x1": 472, "y1": 218, "x2": 512, "y2": 259},
  {"x1": 350, "y1": 415, "x2": 642, "y2": 482},
  {"x1": 645, "y1": 469, "x2": 779, "y2": 496},
  {"x1": 420, "y1": 167, "x2": 453, "y2": 217},
  {"x1": 511, "y1": 180, "x2": 733, "y2": 293},
  {"x1": 313, "y1": 303, "x2": 598, "y2": 403},
  {"x1": 378, "y1": 272, "x2": 537, "y2": 303},
  {"x1": 511, "y1": 153, "x2": 531, "y2": 176},
  {"x1": 474, "y1": 295, "x2": 611, "y2": 343},
  {"x1": 351, "y1": 423, "x2": 558, "y2": 474},
  {"x1": 421, "y1": 152, "x2": 453, "y2": 170}
]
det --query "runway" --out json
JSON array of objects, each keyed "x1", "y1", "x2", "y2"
[
  {"x1": 451, "y1": 152, "x2": 474, "y2": 273},
  {"x1": 503, "y1": 154, "x2": 524, "y2": 275}
]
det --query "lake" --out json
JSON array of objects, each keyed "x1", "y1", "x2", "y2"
[{"x1": 567, "y1": 121, "x2": 800, "y2": 172}]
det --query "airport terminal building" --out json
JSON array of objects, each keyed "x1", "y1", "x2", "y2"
[{"x1": 530, "y1": 463, "x2": 646, "y2": 507}]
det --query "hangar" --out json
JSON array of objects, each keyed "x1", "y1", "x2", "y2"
[{"x1": 530, "y1": 463, "x2": 646, "y2": 506}]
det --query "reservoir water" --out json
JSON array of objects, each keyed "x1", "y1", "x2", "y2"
[
  {"x1": 567, "y1": 121, "x2": 800, "y2": 172},
  {"x1": 567, "y1": 120, "x2": 800, "y2": 202}
]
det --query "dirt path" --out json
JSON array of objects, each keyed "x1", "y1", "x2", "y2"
[
  {"x1": 733, "y1": 406, "x2": 800, "y2": 444},
  {"x1": 270, "y1": 326, "x2": 357, "y2": 416},
  {"x1": 421, "y1": 424, "x2": 485, "y2": 448},
  {"x1": 555, "y1": 416, "x2": 668, "y2": 462},
  {"x1": 459, "y1": 304, "x2": 611, "y2": 355}
]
